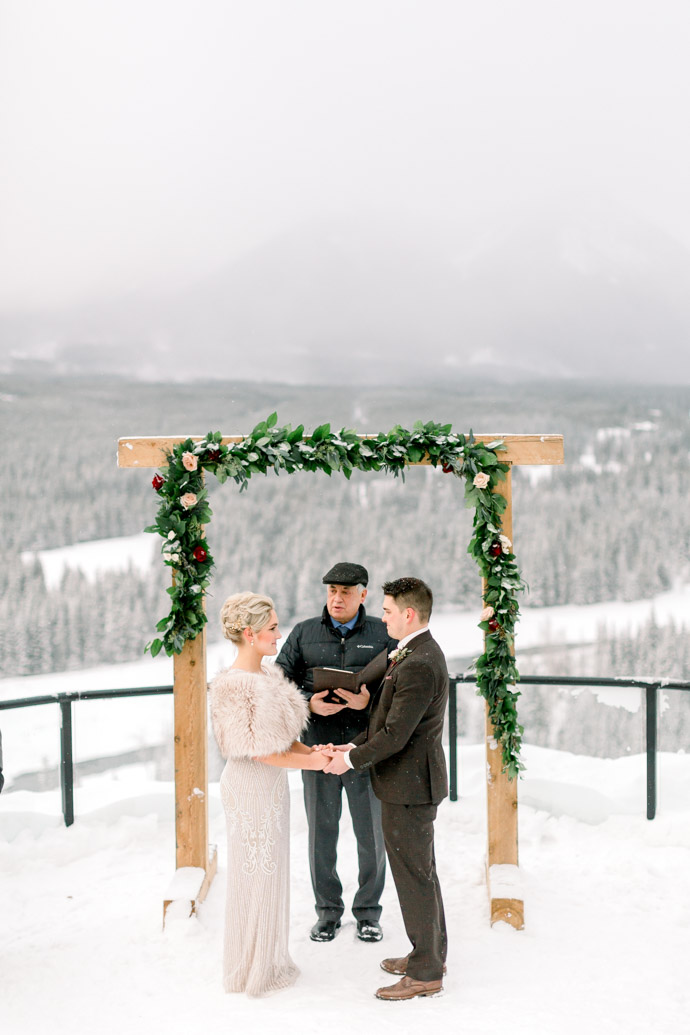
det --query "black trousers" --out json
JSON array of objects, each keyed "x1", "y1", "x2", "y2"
[
  {"x1": 381, "y1": 800, "x2": 447, "y2": 981},
  {"x1": 302, "y1": 768, "x2": 386, "y2": 922}
]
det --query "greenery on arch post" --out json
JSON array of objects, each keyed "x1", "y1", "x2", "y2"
[{"x1": 144, "y1": 414, "x2": 526, "y2": 778}]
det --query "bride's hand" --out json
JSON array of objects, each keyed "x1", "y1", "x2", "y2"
[{"x1": 309, "y1": 750, "x2": 332, "y2": 771}]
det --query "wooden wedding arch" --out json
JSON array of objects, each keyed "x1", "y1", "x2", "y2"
[{"x1": 118, "y1": 431, "x2": 563, "y2": 928}]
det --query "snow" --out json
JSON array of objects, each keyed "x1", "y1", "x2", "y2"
[
  {"x1": 18, "y1": 534, "x2": 690, "y2": 670},
  {"x1": 3, "y1": 573, "x2": 690, "y2": 1029},
  {"x1": 22, "y1": 532, "x2": 156, "y2": 589},
  {"x1": 1, "y1": 745, "x2": 688, "y2": 1034},
  {"x1": 596, "y1": 426, "x2": 631, "y2": 441},
  {"x1": 3, "y1": 587, "x2": 690, "y2": 780},
  {"x1": 488, "y1": 863, "x2": 523, "y2": 898},
  {"x1": 517, "y1": 463, "x2": 553, "y2": 486},
  {"x1": 165, "y1": 865, "x2": 207, "y2": 901},
  {"x1": 578, "y1": 453, "x2": 623, "y2": 474}
]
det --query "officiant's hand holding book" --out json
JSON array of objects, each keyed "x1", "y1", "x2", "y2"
[{"x1": 311, "y1": 647, "x2": 389, "y2": 704}]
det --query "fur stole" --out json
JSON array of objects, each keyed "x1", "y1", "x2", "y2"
[{"x1": 209, "y1": 663, "x2": 309, "y2": 759}]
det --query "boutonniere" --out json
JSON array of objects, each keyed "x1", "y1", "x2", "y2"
[{"x1": 388, "y1": 646, "x2": 412, "y2": 665}]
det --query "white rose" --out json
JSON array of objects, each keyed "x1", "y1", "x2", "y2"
[
  {"x1": 182, "y1": 452, "x2": 198, "y2": 472},
  {"x1": 480, "y1": 606, "x2": 495, "y2": 621},
  {"x1": 473, "y1": 472, "x2": 490, "y2": 489}
]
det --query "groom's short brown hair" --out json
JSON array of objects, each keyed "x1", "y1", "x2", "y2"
[{"x1": 382, "y1": 577, "x2": 433, "y2": 623}]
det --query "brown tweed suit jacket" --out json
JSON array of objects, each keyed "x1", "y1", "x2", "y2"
[{"x1": 349, "y1": 630, "x2": 449, "y2": 805}]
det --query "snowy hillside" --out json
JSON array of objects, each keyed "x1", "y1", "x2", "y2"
[{"x1": 3, "y1": 581, "x2": 690, "y2": 785}]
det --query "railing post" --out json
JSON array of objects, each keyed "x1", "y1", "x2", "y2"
[
  {"x1": 58, "y1": 696, "x2": 75, "y2": 827},
  {"x1": 645, "y1": 685, "x2": 658, "y2": 821},
  {"x1": 448, "y1": 678, "x2": 458, "y2": 802}
]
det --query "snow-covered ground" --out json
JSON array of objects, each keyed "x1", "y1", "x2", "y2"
[
  {"x1": 1, "y1": 745, "x2": 688, "y2": 1034},
  {"x1": 3, "y1": 535, "x2": 689, "y2": 1030}
]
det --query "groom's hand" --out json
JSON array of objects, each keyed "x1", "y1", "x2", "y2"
[
  {"x1": 313, "y1": 743, "x2": 352, "y2": 752},
  {"x1": 323, "y1": 751, "x2": 350, "y2": 775},
  {"x1": 309, "y1": 690, "x2": 347, "y2": 716},
  {"x1": 335, "y1": 684, "x2": 370, "y2": 711}
]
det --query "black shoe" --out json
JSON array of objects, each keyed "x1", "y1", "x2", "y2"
[
  {"x1": 356, "y1": 920, "x2": 383, "y2": 942},
  {"x1": 310, "y1": 919, "x2": 341, "y2": 942}
]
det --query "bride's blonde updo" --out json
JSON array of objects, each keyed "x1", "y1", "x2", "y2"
[{"x1": 220, "y1": 592, "x2": 275, "y2": 645}]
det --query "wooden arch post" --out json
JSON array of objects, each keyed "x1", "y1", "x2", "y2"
[{"x1": 118, "y1": 432, "x2": 563, "y2": 925}]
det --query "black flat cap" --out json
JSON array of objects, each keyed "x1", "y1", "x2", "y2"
[{"x1": 322, "y1": 561, "x2": 369, "y2": 586}]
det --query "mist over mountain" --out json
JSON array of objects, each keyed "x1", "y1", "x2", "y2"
[{"x1": 3, "y1": 202, "x2": 690, "y2": 384}]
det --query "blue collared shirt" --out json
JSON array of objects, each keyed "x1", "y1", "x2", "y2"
[{"x1": 330, "y1": 613, "x2": 359, "y2": 634}]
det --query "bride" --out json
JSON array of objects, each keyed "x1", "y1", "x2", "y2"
[{"x1": 209, "y1": 592, "x2": 328, "y2": 997}]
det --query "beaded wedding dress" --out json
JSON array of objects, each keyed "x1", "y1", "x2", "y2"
[{"x1": 209, "y1": 664, "x2": 308, "y2": 997}]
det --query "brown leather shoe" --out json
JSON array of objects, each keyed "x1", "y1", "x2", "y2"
[
  {"x1": 380, "y1": 955, "x2": 410, "y2": 975},
  {"x1": 380, "y1": 955, "x2": 446, "y2": 976},
  {"x1": 375, "y1": 975, "x2": 443, "y2": 1001}
]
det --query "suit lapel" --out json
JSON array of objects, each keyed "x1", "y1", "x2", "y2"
[{"x1": 382, "y1": 629, "x2": 432, "y2": 681}]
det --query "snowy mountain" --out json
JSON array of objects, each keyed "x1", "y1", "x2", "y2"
[{"x1": 3, "y1": 202, "x2": 690, "y2": 384}]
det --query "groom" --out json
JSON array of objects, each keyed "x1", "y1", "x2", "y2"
[{"x1": 323, "y1": 577, "x2": 448, "y2": 1001}]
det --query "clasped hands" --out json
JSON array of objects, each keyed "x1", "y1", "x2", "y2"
[
  {"x1": 308, "y1": 681, "x2": 369, "y2": 774},
  {"x1": 312, "y1": 742, "x2": 352, "y2": 775}
]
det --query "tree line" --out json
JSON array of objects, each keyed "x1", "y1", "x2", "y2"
[{"x1": 2, "y1": 375, "x2": 689, "y2": 680}]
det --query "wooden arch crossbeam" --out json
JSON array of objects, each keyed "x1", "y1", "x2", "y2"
[{"x1": 118, "y1": 432, "x2": 564, "y2": 926}]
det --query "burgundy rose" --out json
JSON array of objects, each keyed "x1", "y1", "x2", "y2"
[
  {"x1": 193, "y1": 546, "x2": 207, "y2": 563},
  {"x1": 442, "y1": 463, "x2": 453, "y2": 474},
  {"x1": 490, "y1": 542, "x2": 502, "y2": 557},
  {"x1": 207, "y1": 449, "x2": 222, "y2": 463},
  {"x1": 488, "y1": 618, "x2": 500, "y2": 632},
  {"x1": 152, "y1": 474, "x2": 165, "y2": 492}
]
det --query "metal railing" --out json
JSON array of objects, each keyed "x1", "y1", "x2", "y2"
[
  {"x1": 448, "y1": 673, "x2": 690, "y2": 820},
  {"x1": 2, "y1": 674, "x2": 689, "y2": 826},
  {"x1": 0, "y1": 686, "x2": 174, "y2": 826}
]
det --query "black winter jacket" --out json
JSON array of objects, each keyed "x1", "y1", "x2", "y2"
[{"x1": 275, "y1": 605, "x2": 397, "y2": 747}]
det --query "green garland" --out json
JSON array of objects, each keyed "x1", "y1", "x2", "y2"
[{"x1": 145, "y1": 415, "x2": 526, "y2": 778}]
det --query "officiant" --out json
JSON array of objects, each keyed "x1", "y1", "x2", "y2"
[{"x1": 275, "y1": 562, "x2": 396, "y2": 944}]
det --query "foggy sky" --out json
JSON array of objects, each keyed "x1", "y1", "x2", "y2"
[{"x1": 2, "y1": 0, "x2": 690, "y2": 310}]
